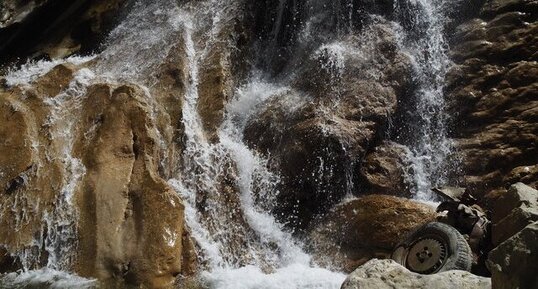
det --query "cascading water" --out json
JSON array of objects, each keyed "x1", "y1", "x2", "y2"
[
  {"x1": 1, "y1": 57, "x2": 99, "y2": 287},
  {"x1": 162, "y1": 1, "x2": 346, "y2": 287},
  {"x1": 392, "y1": 0, "x2": 454, "y2": 200},
  {"x1": 170, "y1": 76, "x2": 347, "y2": 287},
  {"x1": 0, "y1": 0, "x2": 456, "y2": 288}
]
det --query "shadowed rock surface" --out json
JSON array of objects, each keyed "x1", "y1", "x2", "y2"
[{"x1": 488, "y1": 221, "x2": 538, "y2": 289}]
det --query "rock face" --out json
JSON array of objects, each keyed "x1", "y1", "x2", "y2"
[
  {"x1": 308, "y1": 195, "x2": 436, "y2": 272},
  {"x1": 0, "y1": 0, "x2": 48, "y2": 28},
  {"x1": 447, "y1": 0, "x2": 538, "y2": 202},
  {"x1": 487, "y1": 182, "x2": 538, "y2": 289},
  {"x1": 0, "y1": 0, "x2": 536, "y2": 288},
  {"x1": 74, "y1": 84, "x2": 186, "y2": 288},
  {"x1": 359, "y1": 142, "x2": 413, "y2": 197},
  {"x1": 0, "y1": 0, "x2": 126, "y2": 64},
  {"x1": 446, "y1": 0, "x2": 538, "y2": 284},
  {"x1": 490, "y1": 182, "x2": 538, "y2": 245},
  {"x1": 341, "y1": 259, "x2": 491, "y2": 289},
  {"x1": 0, "y1": 64, "x2": 192, "y2": 288},
  {"x1": 488, "y1": 221, "x2": 538, "y2": 289},
  {"x1": 245, "y1": 20, "x2": 413, "y2": 228},
  {"x1": 0, "y1": 0, "x2": 256, "y2": 286}
]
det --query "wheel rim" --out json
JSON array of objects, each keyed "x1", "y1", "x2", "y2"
[{"x1": 405, "y1": 237, "x2": 448, "y2": 274}]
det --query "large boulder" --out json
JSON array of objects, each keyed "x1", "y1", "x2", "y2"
[
  {"x1": 274, "y1": 116, "x2": 379, "y2": 228},
  {"x1": 0, "y1": 64, "x2": 192, "y2": 288},
  {"x1": 74, "y1": 84, "x2": 187, "y2": 288},
  {"x1": 359, "y1": 141, "x2": 413, "y2": 197},
  {"x1": 308, "y1": 195, "x2": 436, "y2": 272},
  {"x1": 491, "y1": 182, "x2": 538, "y2": 222},
  {"x1": 341, "y1": 259, "x2": 491, "y2": 289},
  {"x1": 488, "y1": 221, "x2": 538, "y2": 289},
  {"x1": 245, "y1": 19, "x2": 413, "y2": 229},
  {"x1": 490, "y1": 182, "x2": 538, "y2": 245}
]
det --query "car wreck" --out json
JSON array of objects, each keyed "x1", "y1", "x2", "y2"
[{"x1": 392, "y1": 187, "x2": 492, "y2": 276}]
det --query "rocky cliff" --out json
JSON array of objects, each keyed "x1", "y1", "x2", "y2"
[
  {"x1": 447, "y1": 0, "x2": 538, "y2": 205},
  {"x1": 0, "y1": 0, "x2": 536, "y2": 288}
]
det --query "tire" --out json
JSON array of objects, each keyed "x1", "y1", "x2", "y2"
[{"x1": 391, "y1": 222, "x2": 473, "y2": 274}]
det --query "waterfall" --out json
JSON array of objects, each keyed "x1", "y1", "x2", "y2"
[
  {"x1": 171, "y1": 77, "x2": 346, "y2": 288},
  {"x1": 0, "y1": 0, "x2": 456, "y2": 288},
  {"x1": 2, "y1": 57, "x2": 98, "y2": 287},
  {"x1": 163, "y1": 1, "x2": 346, "y2": 287},
  {"x1": 393, "y1": 0, "x2": 453, "y2": 200}
]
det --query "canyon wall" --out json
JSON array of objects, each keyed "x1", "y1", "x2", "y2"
[{"x1": 0, "y1": 0, "x2": 536, "y2": 288}]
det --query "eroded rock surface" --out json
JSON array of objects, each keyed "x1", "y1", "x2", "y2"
[
  {"x1": 360, "y1": 142, "x2": 413, "y2": 197},
  {"x1": 341, "y1": 259, "x2": 491, "y2": 289},
  {"x1": 0, "y1": 0, "x2": 537, "y2": 288},
  {"x1": 308, "y1": 195, "x2": 436, "y2": 272},
  {"x1": 0, "y1": 64, "x2": 192, "y2": 288},
  {"x1": 447, "y1": 0, "x2": 538, "y2": 203},
  {"x1": 488, "y1": 221, "x2": 538, "y2": 289}
]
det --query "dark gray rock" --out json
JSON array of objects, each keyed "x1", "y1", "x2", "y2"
[
  {"x1": 491, "y1": 182, "x2": 538, "y2": 245},
  {"x1": 488, "y1": 221, "x2": 538, "y2": 289}
]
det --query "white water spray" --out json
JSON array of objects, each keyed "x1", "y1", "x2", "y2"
[
  {"x1": 394, "y1": 0, "x2": 453, "y2": 200},
  {"x1": 1, "y1": 0, "x2": 456, "y2": 288}
]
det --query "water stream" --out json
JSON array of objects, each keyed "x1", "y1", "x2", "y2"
[
  {"x1": 393, "y1": 0, "x2": 453, "y2": 200},
  {"x1": 0, "y1": 0, "x2": 454, "y2": 288}
]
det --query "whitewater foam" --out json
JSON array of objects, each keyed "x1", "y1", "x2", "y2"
[{"x1": 0, "y1": 269, "x2": 96, "y2": 289}]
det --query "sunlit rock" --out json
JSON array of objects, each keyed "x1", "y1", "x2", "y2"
[
  {"x1": 341, "y1": 259, "x2": 491, "y2": 289},
  {"x1": 447, "y1": 0, "x2": 538, "y2": 200},
  {"x1": 308, "y1": 195, "x2": 436, "y2": 272}
]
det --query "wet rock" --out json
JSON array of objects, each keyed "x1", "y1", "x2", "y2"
[
  {"x1": 0, "y1": 64, "x2": 191, "y2": 288},
  {"x1": 0, "y1": 0, "x2": 48, "y2": 28},
  {"x1": 197, "y1": 47, "x2": 234, "y2": 141},
  {"x1": 341, "y1": 259, "x2": 491, "y2": 289},
  {"x1": 0, "y1": 98, "x2": 34, "y2": 195},
  {"x1": 0, "y1": 80, "x2": 64, "y2": 256},
  {"x1": 74, "y1": 84, "x2": 186, "y2": 288},
  {"x1": 275, "y1": 116, "x2": 378, "y2": 228},
  {"x1": 0, "y1": 247, "x2": 21, "y2": 273},
  {"x1": 243, "y1": 89, "x2": 308, "y2": 154},
  {"x1": 308, "y1": 195, "x2": 436, "y2": 272},
  {"x1": 246, "y1": 20, "x2": 412, "y2": 228},
  {"x1": 360, "y1": 141, "x2": 413, "y2": 197},
  {"x1": 197, "y1": 12, "x2": 252, "y2": 141},
  {"x1": 488, "y1": 221, "x2": 538, "y2": 289}
]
